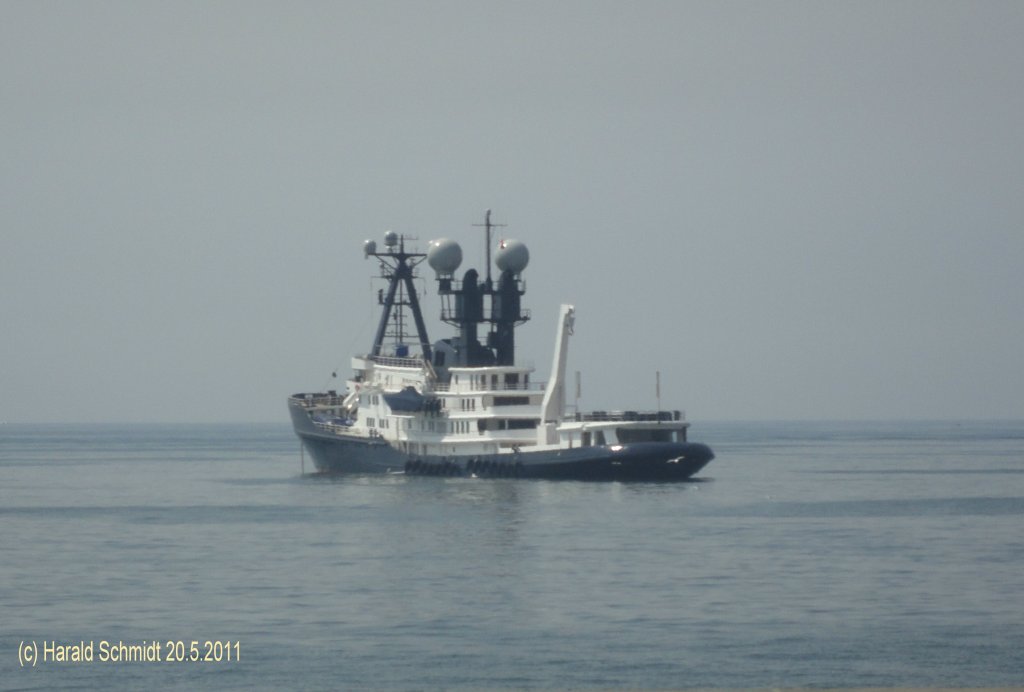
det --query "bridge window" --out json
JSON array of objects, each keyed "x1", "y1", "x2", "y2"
[
  {"x1": 493, "y1": 396, "x2": 529, "y2": 406},
  {"x1": 615, "y1": 428, "x2": 679, "y2": 443},
  {"x1": 474, "y1": 418, "x2": 539, "y2": 431}
]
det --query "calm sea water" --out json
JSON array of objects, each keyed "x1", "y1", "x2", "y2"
[{"x1": 2, "y1": 420, "x2": 1023, "y2": 690}]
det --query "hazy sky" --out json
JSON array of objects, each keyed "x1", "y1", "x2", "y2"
[{"x1": 2, "y1": 1, "x2": 1022, "y2": 423}]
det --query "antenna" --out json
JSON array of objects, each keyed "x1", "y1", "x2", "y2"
[
  {"x1": 656, "y1": 370, "x2": 662, "y2": 419},
  {"x1": 473, "y1": 209, "x2": 505, "y2": 288}
]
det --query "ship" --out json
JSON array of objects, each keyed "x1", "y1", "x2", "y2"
[{"x1": 288, "y1": 211, "x2": 714, "y2": 480}]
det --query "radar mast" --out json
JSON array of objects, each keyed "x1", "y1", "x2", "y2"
[
  {"x1": 431, "y1": 211, "x2": 530, "y2": 367},
  {"x1": 364, "y1": 233, "x2": 432, "y2": 362}
]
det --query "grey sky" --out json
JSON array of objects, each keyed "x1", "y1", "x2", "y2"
[{"x1": 2, "y1": 1, "x2": 1022, "y2": 423}]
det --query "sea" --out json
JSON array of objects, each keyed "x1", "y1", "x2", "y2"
[{"x1": 2, "y1": 420, "x2": 1023, "y2": 690}]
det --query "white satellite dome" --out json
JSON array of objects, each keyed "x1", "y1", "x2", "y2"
[
  {"x1": 383, "y1": 230, "x2": 398, "y2": 247},
  {"x1": 427, "y1": 238, "x2": 463, "y2": 275},
  {"x1": 363, "y1": 239, "x2": 377, "y2": 256},
  {"x1": 495, "y1": 239, "x2": 529, "y2": 274}
]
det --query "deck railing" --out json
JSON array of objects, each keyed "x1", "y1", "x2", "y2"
[
  {"x1": 439, "y1": 306, "x2": 532, "y2": 323},
  {"x1": 290, "y1": 393, "x2": 345, "y2": 408},
  {"x1": 367, "y1": 354, "x2": 427, "y2": 368},
  {"x1": 430, "y1": 381, "x2": 545, "y2": 393}
]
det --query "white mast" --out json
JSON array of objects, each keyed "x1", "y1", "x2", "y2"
[{"x1": 540, "y1": 304, "x2": 575, "y2": 423}]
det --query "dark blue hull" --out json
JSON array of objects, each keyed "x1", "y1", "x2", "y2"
[{"x1": 291, "y1": 406, "x2": 713, "y2": 481}]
